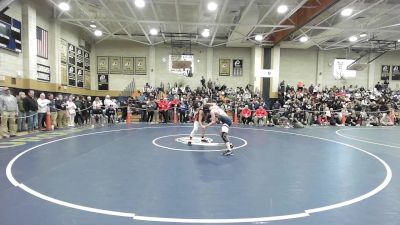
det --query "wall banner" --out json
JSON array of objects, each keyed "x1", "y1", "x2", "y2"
[
  {"x1": 219, "y1": 59, "x2": 230, "y2": 76},
  {"x1": 232, "y1": 59, "x2": 243, "y2": 76},
  {"x1": 135, "y1": 57, "x2": 146, "y2": 75},
  {"x1": 381, "y1": 65, "x2": 390, "y2": 80},
  {"x1": 97, "y1": 56, "x2": 109, "y2": 74},
  {"x1": 122, "y1": 57, "x2": 134, "y2": 75}
]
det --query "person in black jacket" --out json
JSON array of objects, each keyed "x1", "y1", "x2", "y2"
[{"x1": 23, "y1": 90, "x2": 38, "y2": 132}]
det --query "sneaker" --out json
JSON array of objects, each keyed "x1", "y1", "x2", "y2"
[
  {"x1": 222, "y1": 150, "x2": 233, "y2": 156},
  {"x1": 188, "y1": 141, "x2": 192, "y2": 146},
  {"x1": 201, "y1": 138, "x2": 208, "y2": 143}
]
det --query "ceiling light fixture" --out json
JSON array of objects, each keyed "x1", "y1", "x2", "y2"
[
  {"x1": 255, "y1": 34, "x2": 263, "y2": 41},
  {"x1": 398, "y1": 39, "x2": 400, "y2": 42},
  {"x1": 150, "y1": 28, "x2": 158, "y2": 36},
  {"x1": 58, "y1": 2, "x2": 70, "y2": 11},
  {"x1": 349, "y1": 36, "x2": 358, "y2": 42},
  {"x1": 359, "y1": 33, "x2": 367, "y2": 38},
  {"x1": 202, "y1": 29, "x2": 210, "y2": 38},
  {"x1": 90, "y1": 24, "x2": 97, "y2": 28},
  {"x1": 299, "y1": 36, "x2": 309, "y2": 42},
  {"x1": 277, "y1": 5, "x2": 288, "y2": 14},
  {"x1": 341, "y1": 8, "x2": 353, "y2": 17},
  {"x1": 94, "y1": 30, "x2": 103, "y2": 37},
  {"x1": 135, "y1": 0, "x2": 145, "y2": 8},
  {"x1": 207, "y1": 2, "x2": 218, "y2": 11}
]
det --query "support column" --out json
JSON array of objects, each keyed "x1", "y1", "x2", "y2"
[
  {"x1": 50, "y1": 20, "x2": 60, "y2": 84},
  {"x1": 90, "y1": 45, "x2": 97, "y2": 90},
  {"x1": 251, "y1": 46, "x2": 262, "y2": 92},
  {"x1": 316, "y1": 48, "x2": 324, "y2": 85},
  {"x1": 206, "y1": 47, "x2": 213, "y2": 80},
  {"x1": 270, "y1": 46, "x2": 280, "y2": 98},
  {"x1": 367, "y1": 54, "x2": 376, "y2": 89},
  {"x1": 149, "y1": 46, "x2": 156, "y2": 87},
  {"x1": 22, "y1": 2, "x2": 37, "y2": 81}
]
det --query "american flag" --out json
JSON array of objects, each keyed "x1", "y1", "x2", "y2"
[{"x1": 36, "y1": 26, "x2": 48, "y2": 58}]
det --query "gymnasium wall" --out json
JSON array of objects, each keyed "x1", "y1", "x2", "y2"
[
  {"x1": 279, "y1": 48, "x2": 400, "y2": 90},
  {"x1": 0, "y1": 0, "x2": 22, "y2": 78}
]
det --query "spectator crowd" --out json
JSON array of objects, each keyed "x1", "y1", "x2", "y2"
[{"x1": 1, "y1": 78, "x2": 400, "y2": 138}]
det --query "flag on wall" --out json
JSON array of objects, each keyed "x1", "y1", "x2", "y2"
[{"x1": 36, "y1": 26, "x2": 48, "y2": 58}]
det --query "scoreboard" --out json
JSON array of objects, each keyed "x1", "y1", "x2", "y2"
[{"x1": 0, "y1": 13, "x2": 21, "y2": 53}]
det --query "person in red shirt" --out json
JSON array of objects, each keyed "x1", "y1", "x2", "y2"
[
  {"x1": 158, "y1": 98, "x2": 169, "y2": 123},
  {"x1": 241, "y1": 105, "x2": 252, "y2": 124},
  {"x1": 168, "y1": 96, "x2": 180, "y2": 123},
  {"x1": 254, "y1": 106, "x2": 268, "y2": 126}
]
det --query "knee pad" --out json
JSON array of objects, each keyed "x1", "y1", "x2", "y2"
[
  {"x1": 221, "y1": 132, "x2": 229, "y2": 143},
  {"x1": 221, "y1": 124, "x2": 229, "y2": 133}
]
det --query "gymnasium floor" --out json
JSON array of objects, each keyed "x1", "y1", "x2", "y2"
[{"x1": 0, "y1": 124, "x2": 399, "y2": 225}]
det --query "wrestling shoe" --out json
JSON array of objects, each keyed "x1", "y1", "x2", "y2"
[
  {"x1": 222, "y1": 150, "x2": 233, "y2": 156},
  {"x1": 230, "y1": 143, "x2": 234, "y2": 149},
  {"x1": 188, "y1": 141, "x2": 192, "y2": 146},
  {"x1": 201, "y1": 138, "x2": 209, "y2": 143}
]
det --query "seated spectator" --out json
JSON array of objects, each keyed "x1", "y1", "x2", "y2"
[
  {"x1": 254, "y1": 106, "x2": 267, "y2": 126},
  {"x1": 241, "y1": 105, "x2": 252, "y2": 124}
]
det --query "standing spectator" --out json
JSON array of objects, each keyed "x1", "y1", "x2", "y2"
[
  {"x1": 158, "y1": 98, "x2": 169, "y2": 123},
  {"x1": 82, "y1": 96, "x2": 92, "y2": 125},
  {"x1": 55, "y1": 94, "x2": 68, "y2": 128},
  {"x1": 254, "y1": 106, "x2": 268, "y2": 126},
  {"x1": 23, "y1": 90, "x2": 38, "y2": 133},
  {"x1": 74, "y1": 96, "x2": 84, "y2": 125},
  {"x1": 37, "y1": 93, "x2": 50, "y2": 130},
  {"x1": 241, "y1": 105, "x2": 252, "y2": 124},
  {"x1": 201, "y1": 76, "x2": 206, "y2": 88},
  {"x1": 48, "y1": 94, "x2": 58, "y2": 130},
  {"x1": 66, "y1": 96, "x2": 77, "y2": 127},
  {"x1": 146, "y1": 98, "x2": 157, "y2": 123},
  {"x1": 16, "y1": 92, "x2": 26, "y2": 132},
  {"x1": 0, "y1": 87, "x2": 18, "y2": 138}
]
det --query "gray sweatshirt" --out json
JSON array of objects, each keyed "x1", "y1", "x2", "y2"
[{"x1": 0, "y1": 94, "x2": 19, "y2": 112}]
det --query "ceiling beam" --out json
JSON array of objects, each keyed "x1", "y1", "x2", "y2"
[
  {"x1": 0, "y1": 0, "x2": 14, "y2": 12},
  {"x1": 247, "y1": 0, "x2": 283, "y2": 37},
  {"x1": 269, "y1": 0, "x2": 340, "y2": 45},
  {"x1": 149, "y1": 0, "x2": 167, "y2": 41},
  {"x1": 227, "y1": 0, "x2": 256, "y2": 42},
  {"x1": 123, "y1": 0, "x2": 153, "y2": 45},
  {"x1": 209, "y1": 0, "x2": 230, "y2": 47},
  {"x1": 320, "y1": 0, "x2": 385, "y2": 48}
]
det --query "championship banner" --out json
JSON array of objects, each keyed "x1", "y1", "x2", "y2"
[
  {"x1": 68, "y1": 64, "x2": 76, "y2": 86},
  {"x1": 232, "y1": 59, "x2": 243, "y2": 76},
  {"x1": 76, "y1": 48, "x2": 83, "y2": 68},
  {"x1": 109, "y1": 56, "x2": 122, "y2": 74},
  {"x1": 98, "y1": 74, "x2": 109, "y2": 90},
  {"x1": 37, "y1": 64, "x2": 50, "y2": 82},
  {"x1": 135, "y1": 57, "x2": 146, "y2": 75},
  {"x1": 392, "y1": 66, "x2": 400, "y2": 80},
  {"x1": 60, "y1": 39, "x2": 68, "y2": 63},
  {"x1": 381, "y1": 65, "x2": 390, "y2": 80},
  {"x1": 68, "y1": 43, "x2": 76, "y2": 65},
  {"x1": 84, "y1": 70, "x2": 91, "y2": 89},
  {"x1": 219, "y1": 59, "x2": 230, "y2": 76},
  {"x1": 84, "y1": 51, "x2": 90, "y2": 71},
  {"x1": 61, "y1": 63, "x2": 68, "y2": 85},
  {"x1": 77, "y1": 68, "x2": 84, "y2": 88},
  {"x1": 97, "y1": 56, "x2": 109, "y2": 74},
  {"x1": 122, "y1": 57, "x2": 134, "y2": 75}
]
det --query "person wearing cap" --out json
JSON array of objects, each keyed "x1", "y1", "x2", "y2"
[{"x1": 0, "y1": 87, "x2": 18, "y2": 138}]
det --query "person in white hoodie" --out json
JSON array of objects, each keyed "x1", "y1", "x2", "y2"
[
  {"x1": 37, "y1": 93, "x2": 50, "y2": 130},
  {"x1": 66, "y1": 96, "x2": 77, "y2": 127}
]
